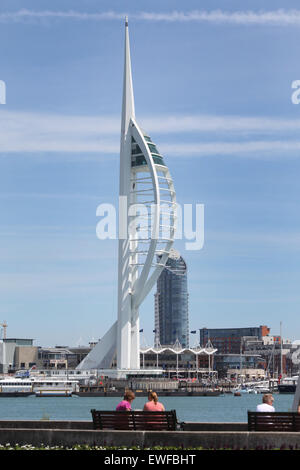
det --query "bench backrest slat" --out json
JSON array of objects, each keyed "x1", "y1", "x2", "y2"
[
  {"x1": 248, "y1": 411, "x2": 300, "y2": 432},
  {"x1": 91, "y1": 409, "x2": 177, "y2": 431}
]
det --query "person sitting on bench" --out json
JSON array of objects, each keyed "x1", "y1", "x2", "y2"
[
  {"x1": 256, "y1": 393, "x2": 275, "y2": 412},
  {"x1": 116, "y1": 390, "x2": 135, "y2": 411},
  {"x1": 143, "y1": 391, "x2": 165, "y2": 411}
]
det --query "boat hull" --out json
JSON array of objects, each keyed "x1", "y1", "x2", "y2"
[
  {"x1": 278, "y1": 385, "x2": 296, "y2": 393},
  {"x1": 0, "y1": 392, "x2": 33, "y2": 397},
  {"x1": 35, "y1": 390, "x2": 72, "y2": 397},
  {"x1": 74, "y1": 390, "x2": 221, "y2": 397}
]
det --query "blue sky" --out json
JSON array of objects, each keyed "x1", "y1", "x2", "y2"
[{"x1": 0, "y1": 0, "x2": 300, "y2": 347}]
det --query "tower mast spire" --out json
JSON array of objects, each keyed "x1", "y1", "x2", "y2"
[
  {"x1": 117, "y1": 16, "x2": 137, "y2": 369},
  {"x1": 121, "y1": 16, "x2": 135, "y2": 137}
]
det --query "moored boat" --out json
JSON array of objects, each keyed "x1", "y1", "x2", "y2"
[
  {"x1": 278, "y1": 376, "x2": 298, "y2": 394},
  {"x1": 0, "y1": 378, "x2": 34, "y2": 396},
  {"x1": 0, "y1": 376, "x2": 78, "y2": 397},
  {"x1": 34, "y1": 388, "x2": 72, "y2": 397},
  {"x1": 253, "y1": 385, "x2": 270, "y2": 394}
]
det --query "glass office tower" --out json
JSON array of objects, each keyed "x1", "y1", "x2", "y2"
[{"x1": 155, "y1": 250, "x2": 189, "y2": 348}]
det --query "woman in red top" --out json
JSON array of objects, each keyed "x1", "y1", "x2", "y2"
[{"x1": 143, "y1": 391, "x2": 165, "y2": 411}]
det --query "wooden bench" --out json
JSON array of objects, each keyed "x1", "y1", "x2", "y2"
[
  {"x1": 91, "y1": 409, "x2": 178, "y2": 431},
  {"x1": 248, "y1": 411, "x2": 300, "y2": 432}
]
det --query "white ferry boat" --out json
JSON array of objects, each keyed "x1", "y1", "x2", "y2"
[
  {"x1": 0, "y1": 378, "x2": 33, "y2": 396},
  {"x1": 32, "y1": 377, "x2": 78, "y2": 397},
  {"x1": 0, "y1": 376, "x2": 78, "y2": 397},
  {"x1": 0, "y1": 369, "x2": 99, "y2": 397}
]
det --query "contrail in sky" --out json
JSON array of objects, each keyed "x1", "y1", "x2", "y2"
[{"x1": 1, "y1": 9, "x2": 300, "y2": 26}]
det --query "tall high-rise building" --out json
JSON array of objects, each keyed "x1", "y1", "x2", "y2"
[{"x1": 155, "y1": 250, "x2": 189, "y2": 348}]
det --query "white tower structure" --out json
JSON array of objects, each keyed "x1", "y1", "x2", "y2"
[{"x1": 77, "y1": 18, "x2": 176, "y2": 376}]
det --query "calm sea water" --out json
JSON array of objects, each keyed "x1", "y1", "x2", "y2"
[{"x1": 0, "y1": 393, "x2": 294, "y2": 423}]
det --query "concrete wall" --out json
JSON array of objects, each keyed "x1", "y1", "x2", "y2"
[
  {"x1": 0, "y1": 421, "x2": 299, "y2": 449},
  {"x1": 14, "y1": 347, "x2": 38, "y2": 369},
  {"x1": 0, "y1": 421, "x2": 246, "y2": 431},
  {"x1": 182, "y1": 422, "x2": 248, "y2": 431},
  {"x1": 0, "y1": 420, "x2": 93, "y2": 429},
  {"x1": 0, "y1": 342, "x2": 38, "y2": 372},
  {"x1": 0, "y1": 342, "x2": 15, "y2": 373},
  {"x1": 0, "y1": 428, "x2": 299, "y2": 449}
]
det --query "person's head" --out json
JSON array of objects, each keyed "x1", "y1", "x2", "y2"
[
  {"x1": 262, "y1": 394, "x2": 274, "y2": 406},
  {"x1": 124, "y1": 390, "x2": 135, "y2": 403},
  {"x1": 148, "y1": 391, "x2": 158, "y2": 404}
]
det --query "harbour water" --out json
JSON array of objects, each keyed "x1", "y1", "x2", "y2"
[{"x1": 0, "y1": 393, "x2": 294, "y2": 423}]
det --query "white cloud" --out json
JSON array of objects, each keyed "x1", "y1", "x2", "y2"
[
  {"x1": 0, "y1": 110, "x2": 120, "y2": 153},
  {"x1": 138, "y1": 9, "x2": 300, "y2": 26},
  {"x1": 1, "y1": 109, "x2": 300, "y2": 158},
  {"x1": 0, "y1": 10, "x2": 124, "y2": 23},
  {"x1": 161, "y1": 140, "x2": 300, "y2": 157},
  {"x1": 143, "y1": 115, "x2": 300, "y2": 134},
  {"x1": 2, "y1": 9, "x2": 300, "y2": 27}
]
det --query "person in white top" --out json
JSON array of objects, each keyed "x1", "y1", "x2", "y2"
[{"x1": 256, "y1": 393, "x2": 275, "y2": 412}]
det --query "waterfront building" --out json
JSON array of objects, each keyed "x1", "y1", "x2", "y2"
[
  {"x1": 37, "y1": 346, "x2": 79, "y2": 370},
  {"x1": 111, "y1": 342, "x2": 218, "y2": 379},
  {"x1": 0, "y1": 338, "x2": 37, "y2": 373},
  {"x1": 77, "y1": 18, "x2": 176, "y2": 376},
  {"x1": 200, "y1": 327, "x2": 296, "y2": 378},
  {"x1": 200, "y1": 326, "x2": 270, "y2": 354},
  {"x1": 243, "y1": 335, "x2": 295, "y2": 377},
  {"x1": 214, "y1": 353, "x2": 265, "y2": 379},
  {"x1": 226, "y1": 367, "x2": 267, "y2": 381},
  {"x1": 155, "y1": 249, "x2": 189, "y2": 348}
]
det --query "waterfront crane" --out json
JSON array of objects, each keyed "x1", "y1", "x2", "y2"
[{"x1": 0, "y1": 321, "x2": 7, "y2": 339}]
